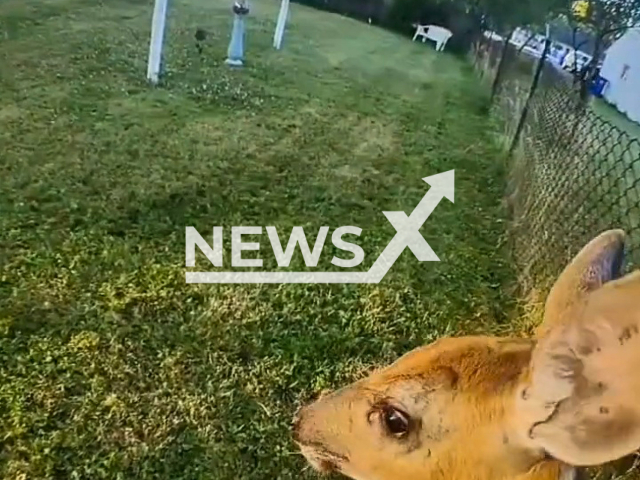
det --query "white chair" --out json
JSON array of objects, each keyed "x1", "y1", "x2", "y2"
[{"x1": 412, "y1": 24, "x2": 453, "y2": 52}]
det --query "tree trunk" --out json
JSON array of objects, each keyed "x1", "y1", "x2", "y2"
[
  {"x1": 579, "y1": 32, "x2": 602, "y2": 104},
  {"x1": 570, "y1": 26, "x2": 582, "y2": 82}
]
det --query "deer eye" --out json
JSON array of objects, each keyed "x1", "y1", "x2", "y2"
[{"x1": 381, "y1": 405, "x2": 410, "y2": 437}]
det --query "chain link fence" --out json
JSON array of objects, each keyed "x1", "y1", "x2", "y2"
[{"x1": 472, "y1": 32, "x2": 640, "y2": 305}]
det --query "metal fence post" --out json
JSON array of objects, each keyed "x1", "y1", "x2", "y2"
[
  {"x1": 491, "y1": 30, "x2": 514, "y2": 102},
  {"x1": 147, "y1": 0, "x2": 169, "y2": 84},
  {"x1": 508, "y1": 39, "x2": 551, "y2": 157}
]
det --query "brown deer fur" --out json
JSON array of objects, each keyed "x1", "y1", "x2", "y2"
[{"x1": 294, "y1": 229, "x2": 636, "y2": 480}]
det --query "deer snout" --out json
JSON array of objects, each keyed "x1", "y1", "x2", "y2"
[
  {"x1": 292, "y1": 401, "x2": 348, "y2": 475},
  {"x1": 292, "y1": 389, "x2": 335, "y2": 441},
  {"x1": 291, "y1": 403, "x2": 322, "y2": 446},
  {"x1": 291, "y1": 406, "x2": 306, "y2": 443}
]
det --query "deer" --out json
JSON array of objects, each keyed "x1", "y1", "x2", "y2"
[{"x1": 293, "y1": 229, "x2": 640, "y2": 480}]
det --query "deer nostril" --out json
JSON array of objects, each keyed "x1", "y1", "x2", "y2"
[
  {"x1": 292, "y1": 389, "x2": 332, "y2": 442},
  {"x1": 292, "y1": 406, "x2": 306, "y2": 437},
  {"x1": 292, "y1": 415, "x2": 309, "y2": 444}
]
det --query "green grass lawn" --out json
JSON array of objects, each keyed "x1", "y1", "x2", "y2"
[
  {"x1": 593, "y1": 98, "x2": 640, "y2": 141},
  {"x1": 0, "y1": 0, "x2": 515, "y2": 478}
]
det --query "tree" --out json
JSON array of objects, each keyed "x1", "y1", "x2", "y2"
[
  {"x1": 463, "y1": 0, "x2": 567, "y2": 35},
  {"x1": 467, "y1": 0, "x2": 567, "y2": 99},
  {"x1": 571, "y1": 0, "x2": 640, "y2": 39},
  {"x1": 564, "y1": 0, "x2": 640, "y2": 98}
]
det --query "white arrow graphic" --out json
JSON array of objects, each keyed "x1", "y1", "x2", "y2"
[
  {"x1": 365, "y1": 169, "x2": 455, "y2": 282},
  {"x1": 185, "y1": 170, "x2": 454, "y2": 284}
]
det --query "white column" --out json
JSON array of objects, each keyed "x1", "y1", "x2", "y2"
[
  {"x1": 147, "y1": 0, "x2": 169, "y2": 84},
  {"x1": 273, "y1": 0, "x2": 290, "y2": 50}
]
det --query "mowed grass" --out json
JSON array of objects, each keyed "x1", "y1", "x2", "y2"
[
  {"x1": 593, "y1": 99, "x2": 640, "y2": 141},
  {"x1": 1, "y1": 0, "x2": 514, "y2": 479}
]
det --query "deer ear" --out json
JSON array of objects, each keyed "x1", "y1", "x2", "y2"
[
  {"x1": 517, "y1": 268, "x2": 640, "y2": 467},
  {"x1": 537, "y1": 230, "x2": 626, "y2": 338}
]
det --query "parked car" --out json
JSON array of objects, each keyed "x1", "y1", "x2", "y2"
[
  {"x1": 483, "y1": 30, "x2": 503, "y2": 42},
  {"x1": 561, "y1": 50, "x2": 593, "y2": 72}
]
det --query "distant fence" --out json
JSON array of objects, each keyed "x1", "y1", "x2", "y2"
[{"x1": 472, "y1": 32, "x2": 640, "y2": 303}]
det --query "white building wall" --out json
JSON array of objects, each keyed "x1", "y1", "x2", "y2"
[{"x1": 601, "y1": 28, "x2": 640, "y2": 124}]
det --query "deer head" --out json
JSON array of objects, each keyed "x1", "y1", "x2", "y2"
[{"x1": 293, "y1": 229, "x2": 639, "y2": 480}]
